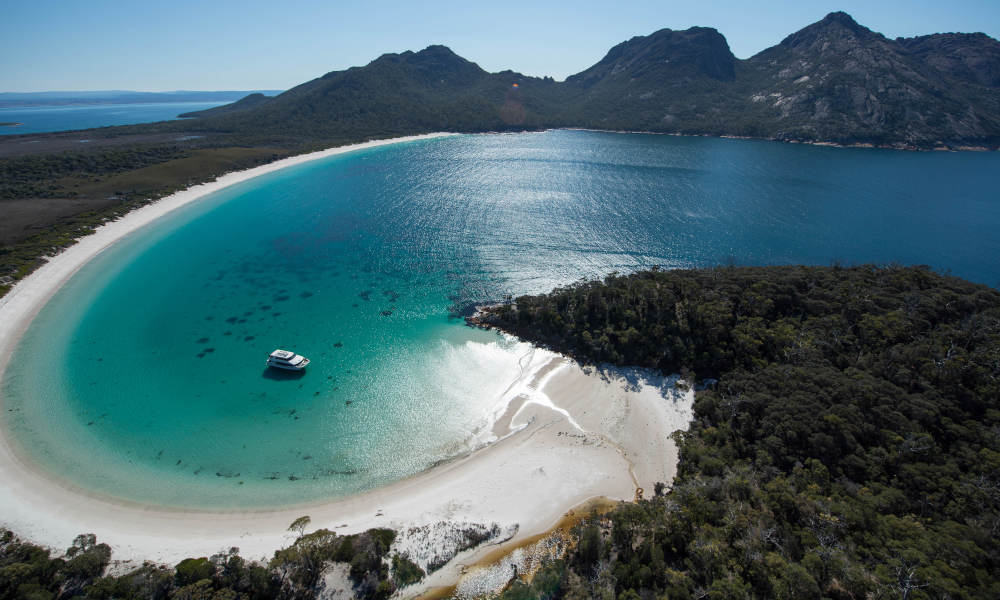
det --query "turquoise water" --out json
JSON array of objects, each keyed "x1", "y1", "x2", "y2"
[
  {"x1": 5, "y1": 131, "x2": 1000, "y2": 508},
  {"x1": 0, "y1": 102, "x2": 227, "y2": 135}
]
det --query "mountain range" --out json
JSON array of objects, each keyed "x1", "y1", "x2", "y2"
[{"x1": 176, "y1": 12, "x2": 1000, "y2": 149}]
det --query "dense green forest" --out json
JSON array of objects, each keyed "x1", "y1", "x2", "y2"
[
  {"x1": 0, "y1": 145, "x2": 190, "y2": 200},
  {"x1": 476, "y1": 265, "x2": 1000, "y2": 599}
]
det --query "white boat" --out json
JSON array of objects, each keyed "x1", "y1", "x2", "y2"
[{"x1": 266, "y1": 349, "x2": 310, "y2": 371}]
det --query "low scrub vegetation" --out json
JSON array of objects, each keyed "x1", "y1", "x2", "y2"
[{"x1": 0, "y1": 525, "x2": 418, "y2": 600}]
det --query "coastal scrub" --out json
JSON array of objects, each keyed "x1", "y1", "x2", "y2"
[{"x1": 478, "y1": 265, "x2": 1000, "y2": 598}]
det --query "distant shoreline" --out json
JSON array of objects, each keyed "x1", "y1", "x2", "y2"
[
  {"x1": 0, "y1": 122, "x2": 23, "y2": 127},
  {"x1": 559, "y1": 127, "x2": 998, "y2": 152}
]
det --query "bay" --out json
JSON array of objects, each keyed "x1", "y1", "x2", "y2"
[{"x1": 4, "y1": 130, "x2": 998, "y2": 508}]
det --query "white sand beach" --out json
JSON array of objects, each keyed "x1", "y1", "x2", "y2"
[{"x1": 0, "y1": 133, "x2": 694, "y2": 588}]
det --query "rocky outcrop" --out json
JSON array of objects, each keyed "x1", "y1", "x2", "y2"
[{"x1": 184, "y1": 12, "x2": 1000, "y2": 148}]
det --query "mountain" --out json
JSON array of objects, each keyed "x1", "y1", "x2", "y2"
[
  {"x1": 559, "y1": 27, "x2": 744, "y2": 132},
  {"x1": 567, "y1": 27, "x2": 737, "y2": 86},
  {"x1": 35, "y1": 13, "x2": 1000, "y2": 148},
  {"x1": 897, "y1": 32, "x2": 1000, "y2": 87},
  {"x1": 177, "y1": 92, "x2": 275, "y2": 118},
  {"x1": 183, "y1": 45, "x2": 565, "y2": 140},
  {"x1": 549, "y1": 11, "x2": 1000, "y2": 145},
  {"x1": 736, "y1": 12, "x2": 1000, "y2": 145}
]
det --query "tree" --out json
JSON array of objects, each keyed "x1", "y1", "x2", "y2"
[{"x1": 288, "y1": 516, "x2": 311, "y2": 540}]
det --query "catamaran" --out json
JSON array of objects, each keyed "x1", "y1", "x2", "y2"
[{"x1": 266, "y1": 349, "x2": 310, "y2": 371}]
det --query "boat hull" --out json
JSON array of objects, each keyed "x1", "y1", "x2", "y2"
[{"x1": 266, "y1": 358, "x2": 309, "y2": 371}]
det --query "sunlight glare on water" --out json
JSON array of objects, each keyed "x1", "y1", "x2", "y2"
[{"x1": 4, "y1": 130, "x2": 999, "y2": 507}]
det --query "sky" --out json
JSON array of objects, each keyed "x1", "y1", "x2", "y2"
[{"x1": 2, "y1": 0, "x2": 999, "y2": 92}]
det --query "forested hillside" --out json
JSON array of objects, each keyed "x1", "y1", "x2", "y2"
[
  {"x1": 175, "y1": 12, "x2": 1000, "y2": 148},
  {"x1": 478, "y1": 265, "x2": 1000, "y2": 599},
  {"x1": 166, "y1": 45, "x2": 566, "y2": 140}
]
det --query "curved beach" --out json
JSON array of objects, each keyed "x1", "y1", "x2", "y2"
[{"x1": 0, "y1": 133, "x2": 694, "y2": 574}]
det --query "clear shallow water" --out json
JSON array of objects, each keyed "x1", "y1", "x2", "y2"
[
  {"x1": 5, "y1": 130, "x2": 1000, "y2": 508},
  {"x1": 0, "y1": 102, "x2": 227, "y2": 135}
]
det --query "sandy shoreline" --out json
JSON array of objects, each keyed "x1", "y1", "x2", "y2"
[
  {"x1": 0, "y1": 131, "x2": 457, "y2": 378},
  {"x1": 0, "y1": 132, "x2": 694, "y2": 586}
]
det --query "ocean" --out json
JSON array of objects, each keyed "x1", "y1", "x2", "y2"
[{"x1": 0, "y1": 101, "x2": 227, "y2": 135}]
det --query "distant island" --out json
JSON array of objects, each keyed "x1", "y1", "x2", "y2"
[
  {"x1": 0, "y1": 122, "x2": 22, "y2": 127},
  {"x1": 0, "y1": 90, "x2": 284, "y2": 108}
]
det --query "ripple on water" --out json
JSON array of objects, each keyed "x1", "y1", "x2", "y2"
[{"x1": 4, "y1": 130, "x2": 1000, "y2": 508}]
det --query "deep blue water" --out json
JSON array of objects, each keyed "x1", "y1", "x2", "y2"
[
  {"x1": 0, "y1": 102, "x2": 227, "y2": 135},
  {"x1": 4, "y1": 130, "x2": 999, "y2": 508}
]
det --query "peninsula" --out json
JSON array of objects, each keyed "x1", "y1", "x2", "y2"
[{"x1": 472, "y1": 265, "x2": 1000, "y2": 598}]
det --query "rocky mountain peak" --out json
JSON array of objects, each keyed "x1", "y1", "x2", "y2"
[
  {"x1": 186, "y1": 14, "x2": 1000, "y2": 149},
  {"x1": 567, "y1": 26, "x2": 736, "y2": 87},
  {"x1": 368, "y1": 44, "x2": 486, "y2": 86},
  {"x1": 779, "y1": 11, "x2": 882, "y2": 52}
]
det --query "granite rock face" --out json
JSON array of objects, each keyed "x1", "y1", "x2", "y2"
[
  {"x1": 737, "y1": 12, "x2": 1000, "y2": 145},
  {"x1": 184, "y1": 12, "x2": 1000, "y2": 148}
]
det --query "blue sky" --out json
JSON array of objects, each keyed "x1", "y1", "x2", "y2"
[{"x1": 2, "y1": 0, "x2": 998, "y2": 92}]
